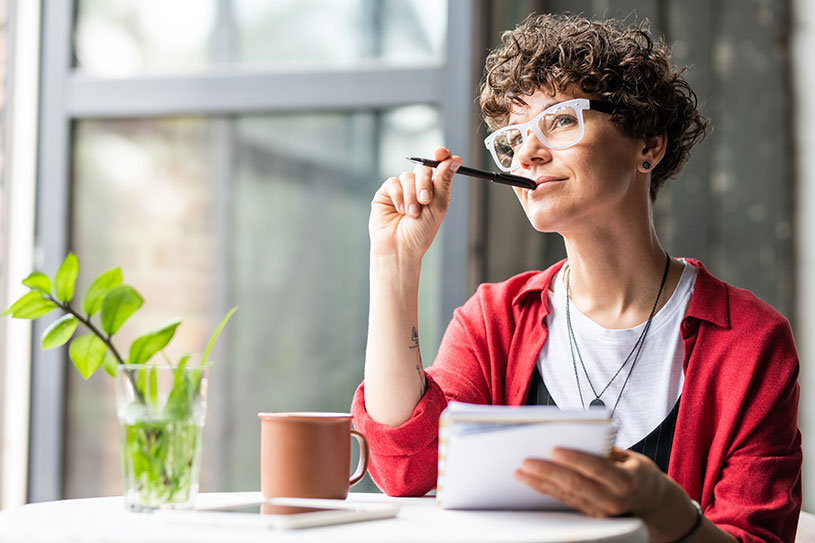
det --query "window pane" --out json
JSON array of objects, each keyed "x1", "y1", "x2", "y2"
[
  {"x1": 74, "y1": 0, "x2": 447, "y2": 76},
  {"x1": 74, "y1": 0, "x2": 217, "y2": 76},
  {"x1": 66, "y1": 118, "x2": 217, "y2": 498},
  {"x1": 233, "y1": 0, "x2": 447, "y2": 68},
  {"x1": 65, "y1": 106, "x2": 443, "y2": 497}
]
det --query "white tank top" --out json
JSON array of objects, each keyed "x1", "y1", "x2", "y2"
[{"x1": 538, "y1": 259, "x2": 697, "y2": 448}]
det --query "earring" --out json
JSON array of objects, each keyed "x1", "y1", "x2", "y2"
[{"x1": 642, "y1": 161, "x2": 651, "y2": 170}]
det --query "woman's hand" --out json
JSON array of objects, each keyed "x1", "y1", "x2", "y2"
[
  {"x1": 369, "y1": 147, "x2": 461, "y2": 262},
  {"x1": 514, "y1": 447, "x2": 734, "y2": 542}
]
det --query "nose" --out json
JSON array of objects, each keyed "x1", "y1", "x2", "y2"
[{"x1": 513, "y1": 129, "x2": 553, "y2": 171}]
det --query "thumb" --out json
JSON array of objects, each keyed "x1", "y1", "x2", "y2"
[{"x1": 433, "y1": 154, "x2": 462, "y2": 195}]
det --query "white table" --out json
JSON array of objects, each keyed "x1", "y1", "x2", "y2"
[{"x1": 0, "y1": 492, "x2": 647, "y2": 542}]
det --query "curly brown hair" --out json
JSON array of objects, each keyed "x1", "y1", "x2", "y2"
[{"x1": 480, "y1": 13, "x2": 709, "y2": 200}]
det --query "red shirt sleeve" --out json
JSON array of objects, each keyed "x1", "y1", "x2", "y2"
[
  {"x1": 701, "y1": 318, "x2": 801, "y2": 543},
  {"x1": 671, "y1": 265, "x2": 803, "y2": 543}
]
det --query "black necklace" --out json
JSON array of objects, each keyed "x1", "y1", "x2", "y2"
[{"x1": 565, "y1": 252, "x2": 671, "y2": 415}]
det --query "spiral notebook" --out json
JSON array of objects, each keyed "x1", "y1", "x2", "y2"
[{"x1": 436, "y1": 401, "x2": 616, "y2": 510}]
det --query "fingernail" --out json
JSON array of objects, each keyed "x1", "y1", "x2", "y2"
[
  {"x1": 409, "y1": 204, "x2": 419, "y2": 216},
  {"x1": 420, "y1": 190, "x2": 430, "y2": 202},
  {"x1": 451, "y1": 160, "x2": 462, "y2": 172}
]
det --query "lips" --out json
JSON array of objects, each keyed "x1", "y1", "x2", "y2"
[{"x1": 529, "y1": 176, "x2": 567, "y2": 190}]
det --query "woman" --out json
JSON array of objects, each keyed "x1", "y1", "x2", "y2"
[{"x1": 351, "y1": 13, "x2": 801, "y2": 543}]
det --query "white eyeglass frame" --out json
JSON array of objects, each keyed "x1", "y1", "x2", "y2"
[{"x1": 483, "y1": 98, "x2": 614, "y2": 171}]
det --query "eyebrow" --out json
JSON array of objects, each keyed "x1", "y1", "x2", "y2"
[{"x1": 508, "y1": 100, "x2": 560, "y2": 126}]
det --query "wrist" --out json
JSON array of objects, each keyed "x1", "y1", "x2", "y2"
[
  {"x1": 669, "y1": 500, "x2": 703, "y2": 543},
  {"x1": 370, "y1": 252, "x2": 422, "y2": 278},
  {"x1": 636, "y1": 477, "x2": 698, "y2": 543}
]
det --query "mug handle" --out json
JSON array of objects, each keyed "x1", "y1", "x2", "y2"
[{"x1": 349, "y1": 430, "x2": 368, "y2": 487}]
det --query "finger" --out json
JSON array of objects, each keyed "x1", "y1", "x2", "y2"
[
  {"x1": 383, "y1": 176, "x2": 405, "y2": 214},
  {"x1": 413, "y1": 163, "x2": 433, "y2": 205},
  {"x1": 519, "y1": 458, "x2": 613, "y2": 500},
  {"x1": 518, "y1": 458, "x2": 625, "y2": 514},
  {"x1": 398, "y1": 171, "x2": 420, "y2": 217},
  {"x1": 550, "y1": 448, "x2": 634, "y2": 497},
  {"x1": 610, "y1": 447, "x2": 630, "y2": 462},
  {"x1": 432, "y1": 146, "x2": 452, "y2": 162},
  {"x1": 431, "y1": 146, "x2": 461, "y2": 194},
  {"x1": 430, "y1": 154, "x2": 462, "y2": 197},
  {"x1": 514, "y1": 470, "x2": 619, "y2": 518}
]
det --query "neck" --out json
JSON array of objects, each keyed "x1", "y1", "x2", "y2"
[{"x1": 562, "y1": 223, "x2": 681, "y2": 330}]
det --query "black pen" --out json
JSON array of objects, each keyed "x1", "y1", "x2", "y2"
[{"x1": 406, "y1": 157, "x2": 537, "y2": 190}]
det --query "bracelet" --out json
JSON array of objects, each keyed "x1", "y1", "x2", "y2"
[{"x1": 672, "y1": 500, "x2": 703, "y2": 543}]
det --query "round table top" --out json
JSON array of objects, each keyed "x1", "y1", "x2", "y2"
[{"x1": 0, "y1": 491, "x2": 647, "y2": 543}]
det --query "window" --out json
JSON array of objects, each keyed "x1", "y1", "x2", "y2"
[{"x1": 29, "y1": 0, "x2": 476, "y2": 500}]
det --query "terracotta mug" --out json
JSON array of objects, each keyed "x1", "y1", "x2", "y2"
[{"x1": 257, "y1": 412, "x2": 368, "y2": 499}]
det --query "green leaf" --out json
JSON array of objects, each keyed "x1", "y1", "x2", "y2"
[
  {"x1": 3, "y1": 291, "x2": 58, "y2": 319},
  {"x1": 128, "y1": 319, "x2": 181, "y2": 366},
  {"x1": 69, "y1": 334, "x2": 107, "y2": 380},
  {"x1": 177, "y1": 354, "x2": 192, "y2": 371},
  {"x1": 174, "y1": 355, "x2": 191, "y2": 383},
  {"x1": 137, "y1": 368, "x2": 147, "y2": 399},
  {"x1": 201, "y1": 306, "x2": 238, "y2": 366},
  {"x1": 103, "y1": 354, "x2": 119, "y2": 377},
  {"x1": 54, "y1": 253, "x2": 79, "y2": 303},
  {"x1": 82, "y1": 267, "x2": 123, "y2": 316},
  {"x1": 148, "y1": 366, "x2": 158, "y2": 407},
  {"x1": 165, "y1": 375, "x2": 192, "y2": 420},
  {"x1": 188, "y1": 367, "x2": 204, "y2": 397},
  {"x1": 22, "y1": 272, "x2": 52, "y2": 294},
  {"x1": 41, "y1": 314, "x2": 79, "y2": 349},
  {"x1": 100, "y1": 285, "x2": 144, "y2": 336}
]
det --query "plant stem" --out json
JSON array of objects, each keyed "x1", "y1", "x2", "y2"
[
  {"x1": 53, "y1": 298, "x2": 124, "y2": 364},
  {"x1": 51, "y1": 297, "x2": 145, "y2": 403}
]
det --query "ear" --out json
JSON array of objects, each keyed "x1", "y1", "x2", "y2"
[{"x1": 637, "y1": 132, "x2": 667, "y2": 173}]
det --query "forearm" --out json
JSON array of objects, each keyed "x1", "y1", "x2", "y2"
[{"x1": 363, "y1": 254, "x2": 426, "y2": 427}]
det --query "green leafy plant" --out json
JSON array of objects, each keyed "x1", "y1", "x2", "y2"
[
  {"x1": 4, "y1": 252, "x2": 236, "y2": 378},
  {"x1": 4, "y1": 252, "x2": 237, "y2": 509}
]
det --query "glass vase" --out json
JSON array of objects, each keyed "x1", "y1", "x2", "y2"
[{"x1": 115, "y1": 363, "x2": 210, "y2": 512}]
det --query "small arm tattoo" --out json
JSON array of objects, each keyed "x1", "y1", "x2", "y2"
[{"x1": 409, "y1": 326, "x2": 419, "y2": 349}]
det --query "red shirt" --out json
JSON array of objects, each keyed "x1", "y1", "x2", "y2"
[{"x1": 351, "y1": 259, "x2": 802, "y2": 543}]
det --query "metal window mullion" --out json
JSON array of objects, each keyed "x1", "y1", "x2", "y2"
[
  {"x1": 29, "y1": 0, "x2": 74, "y2": 503},
  {"x1": 66, "y1": 67, "x2": 444, "y2": 119}
]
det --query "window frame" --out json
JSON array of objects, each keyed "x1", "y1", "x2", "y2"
[{"x1": 30, "y1": 0, "x2": 477, "y2": 501}]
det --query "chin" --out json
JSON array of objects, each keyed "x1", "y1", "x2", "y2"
[
  {"x1": 529, "y1": 221, "x2": 559, "y2": 234},
  {"x1": 522, "y1": 207, "x2": 561, "y2": 233}
]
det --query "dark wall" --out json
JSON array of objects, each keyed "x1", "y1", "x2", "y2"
[{"x1": 471, "y1": 0, "x2": 795, "y2": 321}]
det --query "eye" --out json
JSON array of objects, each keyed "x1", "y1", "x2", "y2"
[
  {"x1": 548, "y1": 114, "x2": 577, "y2": 130},
  {"x1": 507, "y1": 131, "x2": 524, "y2": 150}
]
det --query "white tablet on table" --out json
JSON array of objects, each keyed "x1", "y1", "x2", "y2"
[{"x1": 159, "y1": 497, "x2": 399, "y2": 530}]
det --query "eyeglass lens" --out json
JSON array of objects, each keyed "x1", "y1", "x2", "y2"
[{"x1": 491, "y1": 103, "x2": 583, "y2": 169}]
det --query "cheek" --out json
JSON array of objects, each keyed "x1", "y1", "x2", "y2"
[{"x1": 572, "y1": 145, "x2": 636, "y2": 193}]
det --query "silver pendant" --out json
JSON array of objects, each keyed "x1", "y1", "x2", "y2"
[{"x1": 589, "y1": 398, "x2": 606, "y2": 409}]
